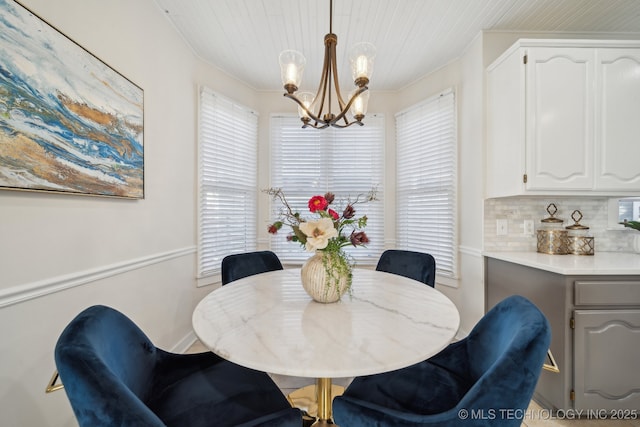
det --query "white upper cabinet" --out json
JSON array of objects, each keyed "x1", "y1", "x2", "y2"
[
  {"x1": 596, "y1": 49, "x2": 640, "y2": 190},
  {"x1": 486, "y1": 39, "x2": 640, "y2": 198},
  {"x1": 526, "y1": 47, "x2": 595, "y2": 191}
]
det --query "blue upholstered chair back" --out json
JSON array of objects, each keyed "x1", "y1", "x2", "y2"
[
  {"x1": 221, "y1": 250, "x2": 283, "y2": 285},
  {"x1": 333, "y1": 295, "x2": 551, "y2": 426},
  {"x1": 375, "y1": 249, "x2": 436, "y2": 286},
  {"x1": 55, "y1": 305, "x2": 165, "y2": 426},
  {"x1": 55, "y1": 305, "x2": 302, "y2": 427},
  {"x1": 460, "y1": 295, "x2": 551, "y2": 411}
]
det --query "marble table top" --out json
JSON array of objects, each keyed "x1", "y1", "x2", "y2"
[{"x1": 192, "y1": 268, "x2": 460, "y2": 379}]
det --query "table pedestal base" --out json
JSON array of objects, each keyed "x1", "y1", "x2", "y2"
[
  {"x1": 287, "y1": 378, "x2": 344, "y2": 426},
  {"x1": 310, "y1": 420, "x2": 336, "y2": 427}
]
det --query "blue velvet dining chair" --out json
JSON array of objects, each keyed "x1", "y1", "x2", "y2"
[
  {"x1": 333, "y1": 295, "x2": 551, "y2": 427},
  {"x1": 221, "y1": 250, "x2": 284, "y2": 285},
  {"x1": 54, "y1": 305, "x2": 301, "y2": 427},
  {"x1": 221, "y1": 251, "x2": 318, "y2": 424},
  {"x1": 375, "y1": 249, "x2": 436, "y2": 287}
]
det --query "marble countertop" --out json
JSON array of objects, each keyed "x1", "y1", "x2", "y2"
[
  {"x1": 192, "y1": 268, "x2": 460, "y2": 379},
  {"x1": 483, "y1": 251, "x2": 640, "y2": 275}
]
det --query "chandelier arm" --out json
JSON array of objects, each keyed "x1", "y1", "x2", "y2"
[
  {"x1": 314, "y1": 36, "x2": 334, "y2": 122},
  {"x1": 328, "y1": 62, "x2": 332, "y2": 121},
  {"x1": 328, "y1": 86, "x2": 368, "y2": 124},
  {"x1": 329, "y1": 41, "x2": 347, "y2": 111},
  {"x1": 283, "y1": 93, "x2": 324, "y2": 124},
  {"x1": 303, "y1": 121, "x2": 330, "y2": 130},
  {"x1": 284, "y1": 83, "x2": 368, "y2": 128},
  {"x1": 330, "y1": 120, "x2": 364, "y2": 129},
  {"x1": 327, "y1": 39, "x2": 349, "y2": 126}
]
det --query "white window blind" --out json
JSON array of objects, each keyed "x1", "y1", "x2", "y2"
[
  {"x1": 396, "y1": 89, "x2": 458, "y2": 278},
  {"x1": 197, "y1": 88, "x2": 258, "y2": 278},
  {"x1": 270, "y1": 114, "x2": 385, "y2": 264}
]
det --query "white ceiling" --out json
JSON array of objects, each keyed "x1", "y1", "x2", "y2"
[{"x1": 153, "y1": 0, "x2": 640, "y2": 92}]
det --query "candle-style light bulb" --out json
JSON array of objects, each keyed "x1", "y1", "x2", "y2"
[
  {"x1": 285, "y1": 63, "x2": 298, "y2": 86},
  {"x1": 349, "y1": 42, "x2": 376, "y2": 87},
  {"x1": 349, "y1": 90, "x2": 369, "y2": 121},
  {"x1": 355, "y1": 55, "x2": 368, "y2": 78},
  {"x1": 297, "y1": 92, "x2": 316, "y2": 120},
  {"x1": 279, "y1": 50, "x2": 306, "y2": 94}
]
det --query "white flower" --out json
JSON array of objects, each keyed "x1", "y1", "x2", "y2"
[{"x1": 299, "y1": 218, "x2": 338, "y2": 252}]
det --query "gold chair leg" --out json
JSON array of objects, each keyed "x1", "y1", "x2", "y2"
[{"x1": 45, "y1": 370, "x2": 64, "y2": 393}]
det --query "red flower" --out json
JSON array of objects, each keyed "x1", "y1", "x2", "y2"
[
  {"x1": 308, "y1": 195, "x2": 328, "y2": 213},
  {"x1": 267, "y1": 221, "x2": 283, "y2": 234},
  {"x1": 328, "y1": 209, "x2": 339, "y2": 220}
]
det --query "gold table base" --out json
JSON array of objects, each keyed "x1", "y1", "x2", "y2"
[{"x1": 287, "y1": 379, "x2": 345, "y2": 426}]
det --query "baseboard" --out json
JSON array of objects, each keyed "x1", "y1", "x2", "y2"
[
  {"x1": 172, "y1": 330, "x2": 198, "y2": 354},
  {"x1": 0, "y1": 246, "x2": 196, "y2": 308}
]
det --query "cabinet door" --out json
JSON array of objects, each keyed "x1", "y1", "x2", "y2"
[
  {"x1": 595, "y1": 49, "x2": 640, "y2": 190},
  {"x1": 574, "y1": 309, "x2": 640, "y2": 411},
  {"x1": 525, "y1": 48, "x2": 594, "y2": 190},
  {"x1": 486, "y1": 48, "x2": 526, "y2": 198}
]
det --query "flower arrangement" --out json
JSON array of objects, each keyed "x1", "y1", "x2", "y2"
[{"x1": 265, "y1": 187, "x2": 377, "y2": 296}]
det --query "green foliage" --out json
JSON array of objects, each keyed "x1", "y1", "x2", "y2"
[
  {"x1": 621, "y1": 220, "x2": 640, "y2": 231},
  {"x1": 321, "y1": 248, "x2": 354, "y2": 297}
]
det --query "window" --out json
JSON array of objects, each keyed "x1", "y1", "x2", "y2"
[
  {"x1": 197, "y1": 88, "x2": 258, "y2": 279},
  {"x1": 396, "y1": 89, "x2": 457, "y2": 278},
  {"x1": 270, "y1": 114, "x2": 385, "y2": 264},
  {"x1": 608, "y1": 197, "x2": 640, "y2": 229},
  {"x1": 619, "y1": 198, "x2": 640, "y2": 222}
]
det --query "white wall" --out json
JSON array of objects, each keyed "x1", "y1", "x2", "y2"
[
  {"x1": 457, "y1": 34, "x2": 487, "y2": 334},
  {"x1": 391, "y1": 36, "x2": 487, "y2": 335},
  {"x1": 0, "y1": 1, "x2": 255, "y2": 425}
]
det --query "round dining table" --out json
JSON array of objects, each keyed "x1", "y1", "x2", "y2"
[{"x1": 192, "y1": 267, "x2": 460, "y2": 426}]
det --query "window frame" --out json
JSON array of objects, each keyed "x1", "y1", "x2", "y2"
[
  {"x1": 197, "y1": 87, "x2": 259, "y2": 283},
  {"x1": 395, "y1": 88, "x2": 458, "y2": 280}
]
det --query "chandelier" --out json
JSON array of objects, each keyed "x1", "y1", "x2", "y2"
[{"x1": 278, "y1": 0, "x2": 376, "y2": 129}]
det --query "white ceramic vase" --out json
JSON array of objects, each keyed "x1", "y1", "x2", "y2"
[{"x1": 300, "y1": 251, "x2": 350, "y2": 303}]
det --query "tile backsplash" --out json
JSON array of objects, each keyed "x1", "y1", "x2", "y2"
[{"x1": 484, "y1": 197, "x2": 635, "y2": 253}]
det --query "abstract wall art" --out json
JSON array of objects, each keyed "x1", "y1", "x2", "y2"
[{"x1": 0, "y1": 0, "x2": 144, "y2": 198}]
